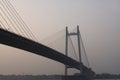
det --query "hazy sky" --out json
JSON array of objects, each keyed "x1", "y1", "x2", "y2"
[{"x1": 0, "y1": 0, "x2": 120, "y2": 75}]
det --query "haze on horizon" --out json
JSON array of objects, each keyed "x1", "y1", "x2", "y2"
[{"x1": 0, "y1": 0, "x2": 120, "y2": 75}]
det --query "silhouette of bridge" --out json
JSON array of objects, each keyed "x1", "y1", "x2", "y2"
[
  {"x1": 0, "y1": 28, "x2": 93, "y2": 74},
  {"x1": 0, "y1": 0, "x2": 95, "y2": 78}
]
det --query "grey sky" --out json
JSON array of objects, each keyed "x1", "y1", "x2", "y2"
[{"x1": 0, "y1": 0, "x2": 120, "y2": 75}]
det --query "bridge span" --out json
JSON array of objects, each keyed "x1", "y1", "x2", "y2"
[{"x1": 0, "y1": 28, "x2": 95, "y2": 77}]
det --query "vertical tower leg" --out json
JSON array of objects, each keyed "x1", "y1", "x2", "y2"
[
  {"x1": 77, "y1": 25, "x2": 82, "y2": 74},
  {"x1": 65, "y1": 27, "x2": 68, "y2": 76}
]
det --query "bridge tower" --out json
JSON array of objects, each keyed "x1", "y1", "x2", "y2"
[{"x1": 65, "y1": 25, "x2": 82, "y2": 76}]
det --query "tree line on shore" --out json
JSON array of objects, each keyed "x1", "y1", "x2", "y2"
[
  {"x1": 95, "y1": 73, "x2": 120, "y2": 79},
  {"x1": 0, "y1": 73, "x2": 120, "y2": 79}
]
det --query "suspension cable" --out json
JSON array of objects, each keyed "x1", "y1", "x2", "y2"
[
  {"x1": 40, "y1": 28, "x2": 65, "y2": 44},
  {"x1": 3, "y1": 0, "x2": 33, "y2": 39},
  {"x1": 80, "y1": 34, "x2": 90, "y2": 68},
  {"x1": 0, "y1": 0, "x2": 27, "y2": 37},
  {"x1": 6, "y1": 0, "x2": 37, "y2": 41},
  {"x1": 0, "y1": 9, "x2": 12, "y2": 30},
  {"x1": 0, "y1": 13, "x2": 7, "y2": 29},
  {"x1": 2, "y1": 0, "x2": 34, "y2": 38},
  {"x1": 0, "y1": 1, "x2": 20, "y2": 34},
  {"x1": 0, "y1": 20, "x2": 5, "y2": 29},
  {"x1": 69, "y1": 36, "x2": 79, "y2": 61}
]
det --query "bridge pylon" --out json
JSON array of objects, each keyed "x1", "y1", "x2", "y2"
[{"x1": 65, "y1": 25, "x2": 82, "y2": 76}]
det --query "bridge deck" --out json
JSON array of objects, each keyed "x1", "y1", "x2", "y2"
[{"x1": 0, "y1": 28, "x2": 93, "y2": 74}]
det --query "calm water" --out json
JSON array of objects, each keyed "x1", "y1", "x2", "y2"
[
  {"x1": 95, "y1": 79, "x2": 120, "y2": 80},
  {"x1": 0, "y1": 76, "x2": 120, "y2": 80}
]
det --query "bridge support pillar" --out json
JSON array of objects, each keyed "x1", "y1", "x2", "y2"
[{"x1": 65, "y1": 25, "x2": 82, "y2": 76}]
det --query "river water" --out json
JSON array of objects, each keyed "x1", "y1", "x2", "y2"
[{"x1": 0, "y1": 76, "x2": 120, "y2": 80}]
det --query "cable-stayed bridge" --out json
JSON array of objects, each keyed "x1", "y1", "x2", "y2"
[{"x1": 0, "y1": 0, "x2": 95, "y2": 78}]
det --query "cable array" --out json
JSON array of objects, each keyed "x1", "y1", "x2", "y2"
[
  {"x1": 69, "y1": 36, "x2": 79, "y2": 61},
  {"x1": 6, "y1": 0, "x2": 37, "y2": 40},
  {"x1": 80, "y1": 34, "x2": 90, "y2": 68},
  {"x1": 0, "y1": 12, "x2": 9, "y2": 29},
  {"x1": 0, "y1": 0, "x2": 37, "y2": 41}
]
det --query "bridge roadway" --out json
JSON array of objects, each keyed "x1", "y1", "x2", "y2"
[{"x1": 0, "y1": 28, "x2": 93, "y2": 74}]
